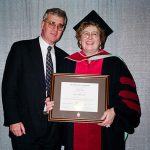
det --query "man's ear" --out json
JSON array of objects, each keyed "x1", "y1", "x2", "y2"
[{"x1": 41, "y1": 21, "x2": 44, "y2": 29}]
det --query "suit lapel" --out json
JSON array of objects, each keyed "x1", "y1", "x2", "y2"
[
  {"x1": 30, "y1": 38, "x2": 46, "y2": 96},
  {"x1": 55, "y1": 46, "x2": 62, "y2": 73},
  {"x1": 55, "y1": 46, "x2": 76, "y2": 73}
]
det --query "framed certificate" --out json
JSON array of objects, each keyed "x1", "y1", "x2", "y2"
[{"x1": 48, "y1": 73, "x2": 109, "y2": 123}]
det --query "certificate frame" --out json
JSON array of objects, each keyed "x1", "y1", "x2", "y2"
[{"x1": 48, "y1": 73, "x2": 109, "y2": 123}]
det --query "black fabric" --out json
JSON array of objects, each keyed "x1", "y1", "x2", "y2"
[
  {"x1": 11, "y1": 123, "x2": 62, "y2": 150},
  {"x1": 102, "y1": 56, "x2": 141, "y2": 130},
  {"x1": 1, "y1": 37, "x2": 69, "y2": 149},
  {"x1": 73, "y1": 10, "x2": 113, "y2": 37},
  {"x1": 62, "y1": 56, "x2": 141, "y2": 150},
  {"x1": 61, "y1": 122, "x2": 74, "y2": 150}
]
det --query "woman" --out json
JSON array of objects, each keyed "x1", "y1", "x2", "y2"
[{"x1": 61, "y1": 10, "x2": 141, "y2": 150}]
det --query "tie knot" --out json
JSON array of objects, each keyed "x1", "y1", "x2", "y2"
[{"x1": 47, "y1": 46, "x2": 52, "y2": 52}]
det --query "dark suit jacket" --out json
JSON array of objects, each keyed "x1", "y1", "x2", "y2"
[{"x1": 1, "y1": 37, "x2": 70, "y2": 143}]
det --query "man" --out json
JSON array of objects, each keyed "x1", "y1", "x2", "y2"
[{"x1": 2, "y1": 8, "x2": 69, "y2": 150}]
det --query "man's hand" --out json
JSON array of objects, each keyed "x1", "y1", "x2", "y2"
[
  {"x1": 10, "y1": 122, "x2": 26, "y2": 136},
  {"x1": 45, "y1": 97, "x2": 54, "y2": 113}
]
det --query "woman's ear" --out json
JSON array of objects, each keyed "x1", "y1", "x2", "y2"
[
  {"x1": 99, "y1": 43, "x2": 102, "y2": 49},
  {"x1": 79, "y1": 40, "x2": 82, "y2": 49}
]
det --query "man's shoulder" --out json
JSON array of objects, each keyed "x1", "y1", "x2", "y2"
[
  {"x1": 10, "y1": 37, "x2": 39, "y2": 53},
  {"x1": 13, "y1": 38, "x2": 38, "y2": 45},
  {"x1": 54, "y1": 45, "x2": 68, "y2": 56}
]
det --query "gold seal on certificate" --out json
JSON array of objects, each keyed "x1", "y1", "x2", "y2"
[
  {"x1": 77, "y1": 112, "x2": 80, "y2": 118},
  {"x1": 48, "y1": 73, "x2": 109, "y2": 123}
]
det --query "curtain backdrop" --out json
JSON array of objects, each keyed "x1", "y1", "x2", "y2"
[{"x1": 0, "y1": 0, "x2": 150, "y2": 149}]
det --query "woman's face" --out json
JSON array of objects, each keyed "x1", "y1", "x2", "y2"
[{"x1": 80, "y1": 25, "x2": 101, "y2": 56}]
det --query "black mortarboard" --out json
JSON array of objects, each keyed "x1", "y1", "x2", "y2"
[{"x1": 73, "y1": 10, "x2": 113, "y2": 37}]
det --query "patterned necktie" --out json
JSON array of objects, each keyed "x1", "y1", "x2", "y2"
[{"x1": 46, "y1": 46, "x2": 53, "y2": 97}]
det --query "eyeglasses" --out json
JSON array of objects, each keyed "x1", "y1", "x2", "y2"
[
  {"x1": 81, "y1": 31, "x2": 99, "y2": 39},
  {"x1": 44, "y1": 20, "x2": 65, "y2": 31}
]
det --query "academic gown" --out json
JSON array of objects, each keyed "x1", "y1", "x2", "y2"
[{"x1": 62, "y1": 50, "x2": 141, "y2": 150}]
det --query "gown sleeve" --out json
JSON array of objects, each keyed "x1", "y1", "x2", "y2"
[{"x1": 102, "y1": 56, "x2": 141, "y2": 134}]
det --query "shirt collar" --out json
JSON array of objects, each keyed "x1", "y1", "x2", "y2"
[
  {"x1": 39, "y1": 36, "x2": 55, "y2": 53},
  {"x1": 40, "y1": 36, "x2": 54, "y2": 47}
]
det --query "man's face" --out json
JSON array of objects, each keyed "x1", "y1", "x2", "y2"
[{"x1": 41, "y1": 14, "x2": 65, "y2": 45}]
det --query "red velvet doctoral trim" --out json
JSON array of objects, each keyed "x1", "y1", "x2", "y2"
[
  {"x1": 75, "y1": 60, "x2": 103, "y2": 74},
  {"x1": 66, "y1": 52, "x2": 87, "y2": 61},
  {"x1": 122, "y1": 99, "x2": 141, "y2": 112},
  {"x1": 120, "y1": 77, "x2": 136, "y2": 88},
  {"x1": 66, "y1": 49, "x2": 110, "y2": 62},
  {"x1": 73, "y1": 58, "x2": 103, "y2": 150},
  {"x1": 74, "y1": 123, "x2": 101, "y2": 150},
  {"x1": 119, "y1": 90, "x2": 138, "y2": 101}
]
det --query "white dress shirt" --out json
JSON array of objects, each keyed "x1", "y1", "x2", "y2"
[{"x1": 39, "y1": 36, "x2": 56, "y2": 77}]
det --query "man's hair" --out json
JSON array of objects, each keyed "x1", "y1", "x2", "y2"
[{"x1": 43, "y1": 8, "x2": 67, "y2": 25}]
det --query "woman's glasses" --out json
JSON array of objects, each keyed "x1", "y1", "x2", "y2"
[{"x1": 81, "y1": 31, "x2": 99, "y2": 39}]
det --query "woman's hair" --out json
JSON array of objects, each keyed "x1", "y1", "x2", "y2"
[
  {"x1": 75, "y1": 21, "x2": 106, "y2": 49},
  {"x1": 43, "y1": 8, "x2": 67, "y2": 25}
]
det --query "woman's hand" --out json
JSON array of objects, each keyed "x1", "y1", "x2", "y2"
[{"x1": 98, "y1": 107, "x2": 116, "y2": 128}]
